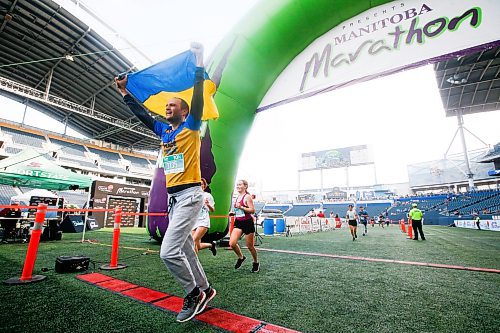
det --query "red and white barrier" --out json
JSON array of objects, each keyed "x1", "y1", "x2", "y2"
[
  {"x1": 100, "y1": 207, "x2": 127, "y2": 270},
  {"x1": 4, "y1": 204, "x2": 48, "y2": 285}
]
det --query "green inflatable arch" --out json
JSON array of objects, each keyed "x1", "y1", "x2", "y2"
[{"x1": 206, "y1": 0, "x2": 392, "y2": 233}]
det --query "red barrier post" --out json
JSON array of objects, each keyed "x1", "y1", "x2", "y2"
[
  {"x1": 401, "y1": 219, "x2": 407, "y2": 233},
  {"x1": 100, "y1": 207, "x2": 127, "y2": 270},
  {"x1": 4, "y1": 204, "x2": 48, "y2": 285},
  {"x1": 408, "y1": 218, "x2": 413, "y2": 239}
]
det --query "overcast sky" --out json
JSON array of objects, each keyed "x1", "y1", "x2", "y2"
[{"x1": 1, "y1": 0, "x2": 499, "y2": 194}]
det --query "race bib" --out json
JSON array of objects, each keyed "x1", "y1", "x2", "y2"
[
  {"x1": 163, "y1": 153, "x2": 185, "y2": 174},
  {"x1": 199, "y1": 205, "x2": 208, "y2": 219},
  {"x1": 235, "y1": 208, "x2": 245, "y2": 218}
]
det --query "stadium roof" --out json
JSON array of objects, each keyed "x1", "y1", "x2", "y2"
[
  {"x1": 434, "y1": 43, "x2": 500, "y2": 117},
  {"x1": 0, "y1": 0, "x2": 159, "y2": 150},
  {"x1": 477, "y1": 143, "x2": 500, "y2": 163}
]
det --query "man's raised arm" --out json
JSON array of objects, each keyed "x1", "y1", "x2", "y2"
[
  {"x1": 190, "y1": 42, "x2": 204, "y2": 122},
  {"x1": 115, "y1": 75, "x2": 155, "y2": 132}
]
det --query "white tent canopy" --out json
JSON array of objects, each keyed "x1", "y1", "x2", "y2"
[{"x1": 11, "y1": 189, "x2": 58, "y2": 204}]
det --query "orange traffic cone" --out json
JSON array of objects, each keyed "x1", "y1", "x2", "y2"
[
  {"x1": 401, "y1": 219, "x2": 406, "y2": 233},
  {"x1": 4, "y1": 204, "x2": 48, "y2": 284},
  {"x1": 408, "y1": 219, "x2": 413, "y2": 239}
]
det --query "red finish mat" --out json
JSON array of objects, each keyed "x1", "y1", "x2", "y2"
[
  {"x1": 121, "y1": 286, "x2": 169, "y2": 303},
  {"x1": 76, "y1": 273, "x2": 300, "y2": 332},
  {"x1": 195, "y1": 308, "x2": 261, "y2": 333},
  {"x1": 76, "y1": 272, "x2": 114, "y2": 283},
  {"x1": 153, "y1": 296, "x2": 183, "y2": 312},
  {"x1": 97, "y1": 279, "x2": 138, "y2": 292}
]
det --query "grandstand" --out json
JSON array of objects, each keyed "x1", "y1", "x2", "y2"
[
  {"x1": 253, "y1": 201, "x2": 265, "y2": 215},
  {"x1": 0, "y1": 184, "x2": 17, "y2": 205},
  {"x1": 285, "y1": 203, "x2": 321, "y2": 217},
  {"x1": 87, "y1": 147, "x2": 121, "y2": 164},
  {"x1": 387, "y1": 189, "x2": 500, "y2": 222},
  {"x1": 262, "y1": 203, "x2": 292, "y2": 214},
  {"x1": 4, "y1": 146, "x2": 22, "y2": 155},
  {"x1": 358, "y1": 202, "x2": 392, "y2": 218},
  {"x1": 121, "y1": 154, "x2": 151, "y2": 168},
  {"x1": 58, "y1": 156, "x2": 97, "y2": 170},
  {"x1": 50, "y1": 138, "x2": 87, "y2": 157},
  {"x1": 246, "y1": 188, "x2": 500, "y2": 226},
  {"x1": 100, "y1": 164, "x2": 126, "y2": 174},
  {"x1": 0, "y1": 121, "x2": 155, "y2": 184},
  {"x1": 323, "y1": 203, "x2": 352, "y2": 217},
  {"x1": 1, "y1": 126, "x2": 46, "y2": 148},
  {"x1": 7, "y1": 119, "x2": 498, "y2": 225},
  {"x1": 478, "y1": 143, "x2": 500, "y2": 177}
]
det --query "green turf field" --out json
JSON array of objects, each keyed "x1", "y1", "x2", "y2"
[{"x1": 0, "y1": 225, "x2": 499, "y2": 333}]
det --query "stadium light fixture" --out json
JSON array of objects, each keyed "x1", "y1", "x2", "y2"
[
  {"x1": 64, "y1": 54, "x2": 74, "y2": 61},
  {"x1": 446, "y1": 73, "x2": 467, "y2": 85}
]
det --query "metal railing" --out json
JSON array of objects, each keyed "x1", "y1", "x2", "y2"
[{"x1": 0, "y1": 75, "x2": 156, "y2": 139}]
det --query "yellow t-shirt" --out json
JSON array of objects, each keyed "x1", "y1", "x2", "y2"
[{"x1": 155, "y1": 117, "x2": 201, "y2": 189}]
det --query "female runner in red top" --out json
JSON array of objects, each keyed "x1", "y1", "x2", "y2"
[{"x1": 229, "y1": 179, "x2": 260, "y2": 272}]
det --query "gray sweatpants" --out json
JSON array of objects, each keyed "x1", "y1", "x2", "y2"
[{"x1": 159, "y1": 186, "x2": 209, "y2": 294}]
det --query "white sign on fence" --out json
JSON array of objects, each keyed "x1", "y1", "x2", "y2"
[{"x1": 454, "y1": 219, "x2": 500, "y2": 231}]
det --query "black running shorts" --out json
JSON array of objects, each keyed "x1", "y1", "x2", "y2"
[{"x1": 234, "y1": 218, "x2": 256, "y2": 235}]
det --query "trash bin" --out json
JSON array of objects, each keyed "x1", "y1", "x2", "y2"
[
  {"x1": 275, "y1": 218, "x2": 286, "y2": 233},
  {"x1": 263, "y1": 218, "x2": 274, "y2": 235}
]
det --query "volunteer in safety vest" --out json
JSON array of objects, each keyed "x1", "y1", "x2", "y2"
[{"x1": 409, "y1": 203, "x2": 426, "y2": 240}]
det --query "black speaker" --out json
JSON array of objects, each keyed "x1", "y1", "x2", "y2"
[
  {"x1": 40, "y1": 220, "x2": 62, "y2": 241},
  {"x1": 60, "y1": 215, "x2": 89, "y2": 233},
  {"x1": 55, "y1": 255, "x2": 90, "y2": 273}
]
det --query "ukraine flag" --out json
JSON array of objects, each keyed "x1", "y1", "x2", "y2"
[{"x1": 126, "y1": 50, "x2": 219, "y2": 121}]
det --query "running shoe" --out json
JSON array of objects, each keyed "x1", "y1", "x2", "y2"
[
  {"x1": 210, "y1": 241, "x2": 217, "y2": 256},
  {"x1": 176, "y1": 290, "x2": 206, "y2": 322},
  {"x1": 251, "y1": 262, "x2": 260, "y2": 273},
  {"x1": 235, "y1": 256, "x2": 246, "y2": 269},
  {"x1": 196, "y1": 286, "x2": 217, "y2": 314}
]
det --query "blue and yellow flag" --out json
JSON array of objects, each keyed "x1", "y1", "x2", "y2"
[{"x1": 126, "y1": 50, "x2": 219, "y2": 121}]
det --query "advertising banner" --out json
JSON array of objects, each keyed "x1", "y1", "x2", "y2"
[
  {"x1": 259, "y1": 0, "x2": 500, "y2": 110},
  {"x1": 454, "y1": 218, "x2": 500, "y2": 231},
  {"x1": 90, "y1": 180, "x2": 150, "y2": 228}
]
